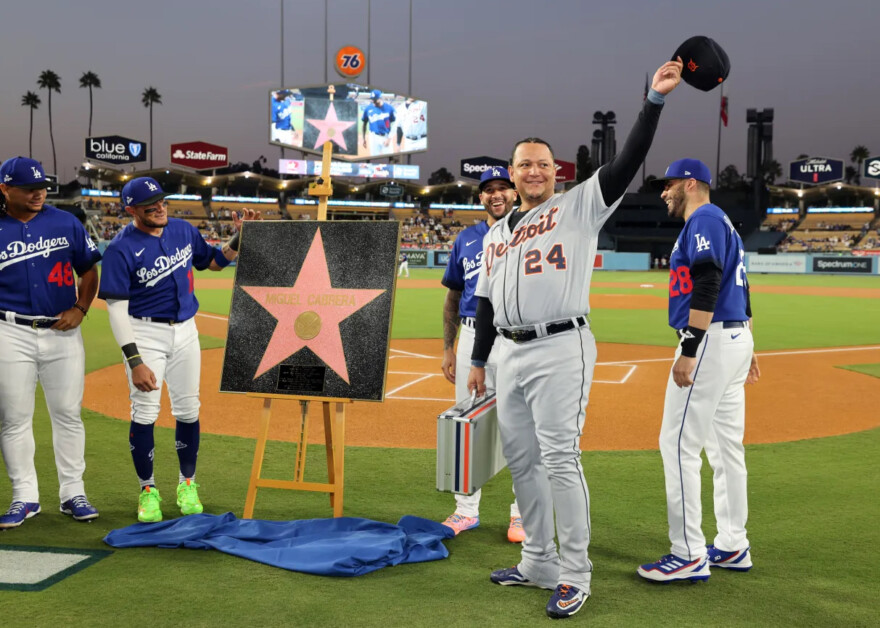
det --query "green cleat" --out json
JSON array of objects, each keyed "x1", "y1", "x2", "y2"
[
  {"x1": 137, "y1": 486, "x2": 162, "y2": 523},
  {"x1": 177, "y1": 479, "x2": 204, "y2": 515}
]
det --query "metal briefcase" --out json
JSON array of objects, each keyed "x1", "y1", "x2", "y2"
[{"x1": 436, "y1": 392, "x2": 508, "y2": 495}]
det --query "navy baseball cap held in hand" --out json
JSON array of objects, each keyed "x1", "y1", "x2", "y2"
[
  {"x1": 0, "y1": 157, "x2": 52, "y2": 189},
  {"x1": 122, "y1": 177, "x2": 169, "y2": 207},
  {"x1": 651, "y1": 159, "x2": 712, "y2": 188},
  {"x1": 673, "y1": 36, "x2": 730, "y2": 92},
  {"x1": 479, "y1": 166, "x2": 513, "y2": 191}
]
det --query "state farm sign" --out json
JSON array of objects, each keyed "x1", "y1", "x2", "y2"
[
  {"x1": 555, "y1": 159, "x2": 575, "y2": 183},
  {"x1": 170, "y1": 141, "x2": 229, "y2": 170}
]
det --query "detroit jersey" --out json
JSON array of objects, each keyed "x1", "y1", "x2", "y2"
[
  {"x1": 362, "y1": 102, "x2": 395, "y2": 135},
  {"x1": 98, "y1": 218, "x2": 219, "y2": 321},
  {"x1": 442, "y1": 221, "x2": 490, "y2": 319},
  {"x1": 668, "y1": 203, "x2": 749, "y2": 329},
  {"x1": 475, "y1": 171, "x2": 622, "y2": 327},
  {"x1": 0, "y1": 205, "x2": 101, "y2": 316}
]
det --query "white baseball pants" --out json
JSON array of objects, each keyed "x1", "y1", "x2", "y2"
[
  {"x1": 495, "y1": 325, "x2": 596, "y2": 592},
  {"x1": 660, "y1": 322, "x2": 753, "y2": 560},
  {"x1": 0, "y1": 319, "x2": 88, "y2": 503},
  {"x1": 452, "y1": 323, "x2": 519, "y2": 519},
  {"x1": 125, "y1": 317, "x2": 201, "y2": 424}
]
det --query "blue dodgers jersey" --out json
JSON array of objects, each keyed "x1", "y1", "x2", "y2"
[
  {"x1": 668, "y1": 204, "x2": 749, "y2": 329},
  {"x1": 272, "y1": 98, "x2": 293, "y2": 130},
  {"x1": 362, "y1": 102, "x2": 395, "y2": 135},
  {"x1": 441, "y1": 222, "x2": 490, "y2": 318},
  {"x1": 98, "y1": 218, "x2": 216, "y2": 321},
  {"x1": 0, "y1": 205, "x2": 101, "y2": 316}
]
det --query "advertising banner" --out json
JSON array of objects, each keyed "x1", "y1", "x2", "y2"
[
  {"x1": 278, "y1": 159, "x2": 419, "y2": 180},
  {"x1": 85, "y1": 135, "x2": 147, "y2": 165},
  {"x1": 788, "y1": 157, "x2": 844, "y2": 185},
  {"x1": 746, "y1": 254, "x2": 807, "y2": 274},
  {"x1": 433, "y1": 251, "x2": 451, "y2": 267},
  {"x1": 404, "y1": 250, "x2": 428, "y2": 267},
  {"x1": 812, "y1": 257, "x2": 872, "y2": 274},
  {"x1": 171, "y1": 141, "x2": 229, "y2": 170},
  {"x1": 460, "y1": 156, "x2": 507, "y2": 180},
  {"x1": 555, "y1": 159, "x2": 575, "y2": 183},
  {"x1": 864, "y1": 156, "x2": 880, "y2": 181}
]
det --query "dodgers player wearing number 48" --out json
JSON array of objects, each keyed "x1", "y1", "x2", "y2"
[
  {"x1": 439, "y1": 167, "x2": 522, "y2": 542},
  {"x1": 637, "y1": 159, "x2": 759, "y2": 582},
  {"x1": 0, "y1": 157, "x2": 101, "y2": 528},
  {"x1": 99, "y1": 177, "x2": 259, "y2": 523},
  {"x1": 467, "y1": 59, "x2": 683, "y2": 619}
]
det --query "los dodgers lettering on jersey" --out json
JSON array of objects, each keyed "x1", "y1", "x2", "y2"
[
  {"x1": 667, "y1": 203, "x2": 748, "y2": 329},
  {"x1": 475, "y1": 172, "x2": 622, "y2": 327},
  {"x1": 362, "y1": 102, "x2": 396, "y2": 135},
  {"x1": 0, "y1": 205, "x2": 101, "y2": 316},
  {"x1": 98, "y1": 219, "x2": 219, "y2": 320},
  {"x1": 442, "y1": 221, "x2": 490, "y2": 318}
]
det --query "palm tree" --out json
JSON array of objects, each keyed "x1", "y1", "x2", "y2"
[
  {"x1": 79, "y1": 71, "x2": 102, "y2": 136},
  {"x1": 37, "y1": 70, "x2": 61, "y2": 176},
  {"x1": 141, "y1": 87, "x2": 162, "y2": 169},
  {"x1": 850, "y1": 145, "x2": 870, "y2": 185},
  {"x1": 21, "y1": 92, "x2": 41, "y2": 158},
  {"x1": 762, "y1": 159, "x2": 782, "y2": 186}
]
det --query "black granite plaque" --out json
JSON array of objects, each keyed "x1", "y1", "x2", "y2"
[
  {"x1": 220, "y1": 220, "x2": 400, "y2": 401},
  {"x1": 277, "y1": 365, "x2": 326, "y2": 394}
]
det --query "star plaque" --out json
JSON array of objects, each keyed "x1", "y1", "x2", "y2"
[{"x1": 220, "y1": 221, "x2": 401, "y2": 401}]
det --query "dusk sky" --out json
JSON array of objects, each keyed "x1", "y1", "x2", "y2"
[{"x1": 2, "y1": 0, "x2": 877, "y2": 186}]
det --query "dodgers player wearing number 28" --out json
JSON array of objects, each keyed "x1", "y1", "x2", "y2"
[
  {"x1": 0, "y1": 157, "x2": 101, "y2": 529},
  {"x1": 98, "y1": 177, "x2": 259, "y2": 523},
  {"x1": 637, "y1": 159, "x2": 760, "y2": 583},
  {"x1": 468, "y1": 59, "x2": 683, "y2": 619}
]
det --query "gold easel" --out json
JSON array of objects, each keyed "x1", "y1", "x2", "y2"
[{"x1": 242, "y1": 137, "x2": 352, "y2": 518}]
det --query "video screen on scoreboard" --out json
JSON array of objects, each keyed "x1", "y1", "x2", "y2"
[{"x1": 269, "y1": 83, "x2": 428, "y2": 161}]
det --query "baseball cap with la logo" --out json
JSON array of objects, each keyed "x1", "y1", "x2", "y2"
[
  {"x1": 478, "y1": 166, "x2": 513, "y2": 191},
  {"x1": 0, "y1": 156, "x2": 52, "y2": 189},
  {"x1": 121, "y1": 176, "x2": 169, "y2": 207}
]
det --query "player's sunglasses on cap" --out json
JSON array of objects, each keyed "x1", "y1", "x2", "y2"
[
  {"x1": 478, "y1": 166, "x2": 513, "y2": 191},
  {"x1": 122, "y1": 176, "x2": 170, "y2": 210},
  {"x1": 649, "y1": 158, "x2": 712, "y2": 190},
  {"x1": 0, "y1": 156, "x2": 53, "y2": 189}
]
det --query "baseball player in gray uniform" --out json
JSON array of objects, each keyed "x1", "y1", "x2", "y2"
[
  {"x1": 0, "y1": 157, "x2": 101, "y2": 528},
  {"x1": 468, "y1": 59, "x2": 683, "y2": 619},
  {"x1": 99, "y1": 177, "x2": 258, "y2": 523},
  {"x1": 440, "y1": 167, "x2": 522, "y2": 542},
  {"x1": 637, "y1": 159, "x2": 759, "y2": 583}
]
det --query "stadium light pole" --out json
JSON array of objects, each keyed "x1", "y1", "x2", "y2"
[
  {"x1": 407, "y1": 0, "x2": 413, "y2": 166},
  {"x1": 279, "y1": 0, "x2": 285, "y2": 162},
  {"x1": 367, "y1": 0, "x2": 372, "y2": 85}
]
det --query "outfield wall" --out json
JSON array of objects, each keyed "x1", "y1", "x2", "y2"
[{"x1": 745, "y1": 253, "x2": 879, "y2": 275}]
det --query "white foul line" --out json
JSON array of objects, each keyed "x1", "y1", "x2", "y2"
[
  {"x1": 598, "y1": 344, "x2": 880, "y2": 367},
  {"x1": 385, "y1": 374, "x2": 433, "y2": 397},
  {"x1": 390, "y1": 348, "x2": 438, "y2": 359}
]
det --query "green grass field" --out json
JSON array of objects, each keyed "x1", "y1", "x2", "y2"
[{"x1": 1, "y1": 267, "x2": 878, "y2": 626}]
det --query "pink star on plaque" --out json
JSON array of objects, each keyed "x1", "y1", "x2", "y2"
[
  {"x1": 307, "y1": 102, "x2": 356, "y2": 151},
  {"x1": 241, "y1": 228, "x2": 385, "y2": 384}
]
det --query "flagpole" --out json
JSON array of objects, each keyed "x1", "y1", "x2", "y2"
[
  {"x1": 715, "y1": 83, "x2": 723, "y2": 189},
  {"x1": 641, "y1": 72, "x2": 648, "y2": 187}
]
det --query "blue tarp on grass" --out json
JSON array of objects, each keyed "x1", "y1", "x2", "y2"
[{"x1": 104, "y1": 513, "x2": 454, "y2": 576}]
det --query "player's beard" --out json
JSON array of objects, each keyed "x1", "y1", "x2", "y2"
[{"x1": 666, "y1": 185, "x2": 686, "y2": 218}]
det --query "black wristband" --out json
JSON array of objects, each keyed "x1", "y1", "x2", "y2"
[
  {"x1": 228, "y1": 232, "x2": 241, "y2": 252},
  {"x1": 73, "y1": 303, "x2": 88, "y2": 315},
  {"x1": 121, "y1": 343, "x2": 143, "y2": 368},
  {"x1": 679, "y1": 326, "x2": 706, "y2": 358}
]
